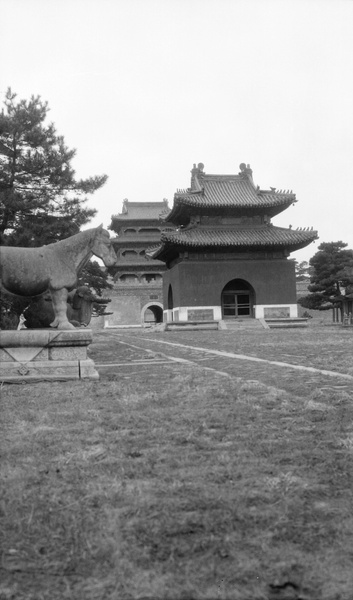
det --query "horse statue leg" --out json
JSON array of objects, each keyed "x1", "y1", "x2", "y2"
[{"x1": 49, "y1": 288, "x2": 75, "y2": 330}]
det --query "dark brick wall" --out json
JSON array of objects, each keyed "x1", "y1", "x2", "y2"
[{"x1": 163, "y1": 258, "x2": 296, "y2": 307}]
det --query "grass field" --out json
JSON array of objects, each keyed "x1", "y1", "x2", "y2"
[{"x1": 1, "y1": 324, "x2": 353, "y2": 600}]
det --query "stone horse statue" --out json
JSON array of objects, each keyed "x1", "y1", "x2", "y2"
[{"x1": 0, "y1": 225, "x2": 117, "y2": 330}]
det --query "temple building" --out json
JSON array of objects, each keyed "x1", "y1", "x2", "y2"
[
  {"x1": 151, "y1": 162, "x2": 318, "y2": 323},
  {"x1": 106, "y1": 200, "x2": 172, "y2": 327}
]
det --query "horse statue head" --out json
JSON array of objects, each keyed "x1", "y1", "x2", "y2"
[{"x1": 89, "y1": 224, "x2": 117, "y2": 267}]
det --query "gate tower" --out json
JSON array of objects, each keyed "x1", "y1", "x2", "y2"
[
  {"x1": 150, "y1": 163, "x2": 318, "y2": 323},
  {"x1": 107, "y1": 200, "x2": 172, "y2": 327}
]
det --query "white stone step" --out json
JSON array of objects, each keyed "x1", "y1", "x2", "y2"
[
  {"x1": 265, "y1": 318, "x2": 308, "y2": 328},
  {"x1": 220, "y1": 319, "x2": 264, "y2": 330}
]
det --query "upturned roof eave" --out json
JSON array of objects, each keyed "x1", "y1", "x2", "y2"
[
  {"x1": 163, "y1": 196, "x2": 295, "y2": 225},
  {"x1": 161, "y1": 238, "x2": 317, "y2": 252},
  {"x1": 151, "y1": 228, "x2": 318, "y2": 261},
  {"x1": 149, "y1": 244, "x2": 176, "y2": 262}
]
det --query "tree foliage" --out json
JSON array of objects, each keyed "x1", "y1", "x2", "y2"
[
  {"x1": 0, "y1": 88, "x2": 107, "y2": 245},
  {"x1": 298, "y1": 241, "x2": 353, "y2": 310},
  {"x1": 294, "y1": 260, "x2": 313, "y2": 281},
  {"x1": 0, "y1": 88, "x2": 111, "y2": 328},
  {"x1": 78, "y1": 261, "x2": 113, "y2": 297}
]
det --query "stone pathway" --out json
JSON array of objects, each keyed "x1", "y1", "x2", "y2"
[{"x1": 90, "y1": 330, "x2": 353, "y2": 399}]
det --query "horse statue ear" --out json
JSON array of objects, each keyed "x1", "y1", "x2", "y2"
[{"x1": 96, "y1": 223, "x2": 110, "y2": 239}]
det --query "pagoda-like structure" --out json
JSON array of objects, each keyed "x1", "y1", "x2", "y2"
[
  {"x1": 106, "y1": 200, "x2": 171, "y2": 327},
  {"x1": 151, "y1": 162, "x2": 318, "y2": 323}
]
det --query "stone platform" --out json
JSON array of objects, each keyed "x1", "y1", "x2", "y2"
[{"x1": 0, "y1": 329, "x2": 99, "y2": 382}]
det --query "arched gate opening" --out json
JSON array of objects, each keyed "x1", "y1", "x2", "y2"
[
  {"x1": 221, "y1": 279, "x2": 255, "y2": 318},
  {"x1": 142, "y1": 303, "x2": 163, "y2": 325}
]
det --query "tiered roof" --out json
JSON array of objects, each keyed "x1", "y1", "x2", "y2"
[
  {"x1": 151, "y1": 162, "x2": 318, "y2": 260},
  {"x1": 109, "y1": 200, "x2": 170, "y2": 273},
  {"x1": 165, "y1": 163, "x2": 296, "y2": 224},
  {"x1": 111, "y1": 199, "x2": 170, "y2": 225},
  {"x1": 158, "y1": 226, "x2": 317, "y2": 252}
]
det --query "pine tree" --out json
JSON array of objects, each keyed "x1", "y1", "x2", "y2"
[
  {"x1": 0, "y1": 88, "x2": 110, "y2": 328},
  {"x1": 298, "y1": 241, "x2": 353, "y2": 310},
  {"x1": 0, "y1": 88, "x2": 107, "y2": 245},
  {"x1": 294, "y1": 260, "x2": 313, "y2": 281},
  {"x1": 78, "y1": 261, "x2": 113, "y2": 297}
]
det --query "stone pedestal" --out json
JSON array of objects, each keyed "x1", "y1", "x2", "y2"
[{"x1": 0, "y1": 329, "x2": 99, "y2": 382}]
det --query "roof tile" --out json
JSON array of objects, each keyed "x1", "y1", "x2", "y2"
[
  {"x1": 167, "y1": 173, "x2": 296, "y2": 222},
  {"x1": 160, "y1": 226, "x2": 318, "y2": 249},
  {"x1": 112, "y1": 201, "x2": 170, "y2": 221}
]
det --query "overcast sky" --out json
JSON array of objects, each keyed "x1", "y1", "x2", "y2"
[{"x1": 1, "y1": 0, "x2": 352, "y2": 263}]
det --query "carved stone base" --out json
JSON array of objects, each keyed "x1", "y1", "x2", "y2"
[{"x1": 0, "y1": 329, "x2": 99, "y2": 382}]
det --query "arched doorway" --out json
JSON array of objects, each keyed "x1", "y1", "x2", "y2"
[
  {"x1": 221, "y1": 279, "x2": 255, "y2": 318},
  {"x1": 142, "y1": 303, "x2": 163, "y2": 325}
]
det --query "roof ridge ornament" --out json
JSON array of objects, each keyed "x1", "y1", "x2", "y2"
[
  {"x1": 190, "y1": 162, "x2": 205, "y2": 191},
  {"x1": 239, "y1": 162, "x2": 256, "y2": 188}
]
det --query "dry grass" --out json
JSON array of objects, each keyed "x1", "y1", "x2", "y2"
[
  {"x1": 152, "y1": 325, "x2": 353, "y2": 375},
  {"x1": 1, "y1": 327, "x2": 353, "y2": 600}
]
